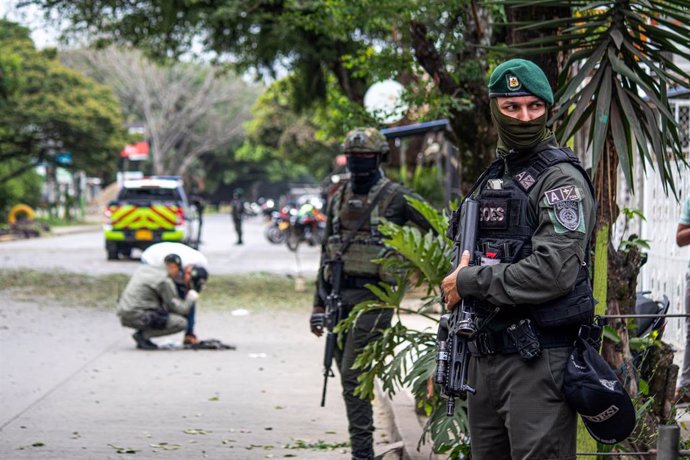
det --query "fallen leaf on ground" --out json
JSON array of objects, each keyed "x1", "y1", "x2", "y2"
[
  {"x1": 108, "y1": 443, "x2": 138, "y2": 454},
  {"x1": 183, "y1": 428, "x2": 212, "y2": 435},
  {"x1": 150, "y1": 442, "x2": 182, "y2": 451}
]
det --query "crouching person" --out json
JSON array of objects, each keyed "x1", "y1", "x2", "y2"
[{"x1": 117, "y1": 253, "x2": 199, "y2": 350}]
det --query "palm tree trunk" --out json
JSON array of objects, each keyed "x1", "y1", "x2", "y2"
[{"x1": 595, "y1": 138, "x2": 639, "y2": 397}]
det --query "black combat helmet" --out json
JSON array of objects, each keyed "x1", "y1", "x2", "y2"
[{"x1": 343, "y1": 128, "x2": 390, "y2": 162}]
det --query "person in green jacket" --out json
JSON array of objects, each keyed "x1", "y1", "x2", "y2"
[
  {"x1": 117, "y1": 253, "x2": 199, "y2": 350},
  {"x1": 442, "y1": 59, "x2": 597, "y2": 460}
]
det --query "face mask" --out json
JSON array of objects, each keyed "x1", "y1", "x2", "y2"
[
  {"x1": 347, "y1": 155, "x2": 381, "y2": 194},
  {"x1": 347, "y1": 155, "x2": 379, "y2": 176},
  {"x1": 490, "y1": 99, "x2": 550, "y2": 151}
]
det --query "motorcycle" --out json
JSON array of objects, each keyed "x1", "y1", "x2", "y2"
[
  {"x1": 264, "y1": 207, "x2": 291, "y2": 244},
  {"x1": 631, "y1": 290, "x2": 670, "y2": 381},
  {"x1": 286, "y1": 207, "x2": 326, "y2": 251},
  {"x1": 634, "y1": 291, "x2": 670, "y2": 339}
]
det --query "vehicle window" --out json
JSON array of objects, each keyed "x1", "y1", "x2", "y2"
[{"x1": 118, "y1": 187, "x2": 181, "y2": 201}]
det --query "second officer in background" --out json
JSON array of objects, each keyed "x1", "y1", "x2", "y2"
[{"x1": 310, "y1": 127, "x2": 431, "y2": 460}]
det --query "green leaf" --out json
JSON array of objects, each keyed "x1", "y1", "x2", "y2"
[
  {"x1": 613, "y1": 81, "x2": 652, "y2": 167},
  {"x1": 638, "y1": 378, "x2": 649, "y2": 396},
  {"x1": 591, "y1": 65, "x2": 612, "y2": 174},
  {"x1": 554, "y1": 41, "x2": 607, "y2": 109},
  {"x1": 603, "y1": 325, "x2": 621, "y2": 343},
  {"x1": 404, "y1": 196, "x2": 450, "y2": 244},
  {"x1": 621, "y1": 208, "x2": 646, "y2": 221},
  {"x1": 609, "y1": 100, "x2": 633, "y2": 191},
  {"x1": 559, "y1": 68, "x2": 603, "y2": 143}
]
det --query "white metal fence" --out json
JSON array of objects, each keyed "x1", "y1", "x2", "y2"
[{"x1": 614, "y1": 98, "x2": 690, "y2": 349}]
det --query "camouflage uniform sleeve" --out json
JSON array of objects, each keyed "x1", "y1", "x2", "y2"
[
  {"x1": 456, "y1": 162, "x2": 595, "y2": 306},
  {"x1": 159, "y1": 277, "x2": 194, "y2": 316},
  {"x1": 385, "y1": 187, "x2": 433, "y2": 233}
]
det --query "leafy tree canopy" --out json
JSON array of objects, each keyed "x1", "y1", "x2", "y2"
[
  {"x1": 27, "y1": 0, "x2": 508, "y2": 184},
  {"x1": 61, "y1": 47, "x2": 259, "y2": 177},
  {"x1": 0, "y1": 19, "x2": 126, "y2": 185},
  {"x1": 504, "y1": 0, "x2": 690, "y2": 198}
]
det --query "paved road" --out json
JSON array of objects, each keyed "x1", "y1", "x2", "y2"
[
  {"x1": 0, "y1": 214, "x2": 321, "y2": 277},
  {"x1": 0, "y1": 215, "x2": 402, "y2": 459},
  {"x1": 0, "y1": 297, "x2": 398, "y2": 459}
]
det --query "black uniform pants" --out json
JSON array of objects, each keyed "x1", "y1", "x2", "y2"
[
  {"x1": 467, "y1": 346, "x2": 576, "y2": 460},
  {"x1": 334, "y1": 308, "x2": 393, "y2": 455},
  {"x1": 232, "y1": 217, "x2": 242, "y2": 242}
]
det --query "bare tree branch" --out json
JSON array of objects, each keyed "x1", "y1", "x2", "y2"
[{"x1": 61, "y1": 47, "x2": 257, "y2": 176}]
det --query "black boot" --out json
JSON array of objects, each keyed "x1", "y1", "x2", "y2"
[
  {"x1": 351, "y1": 447, "x2": 374, "y2": 460},
  {"x1": 132, "y1": 331, "x2": 158, "y2": 350}
]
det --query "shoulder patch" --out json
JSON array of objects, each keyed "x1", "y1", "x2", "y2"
[
  {"x1": 544, "y1": 185, "x2": 582, "y2": 205},
  {"x1": 514, "y1": 171, "x2": 536, "y2": 191},
  {"x1": 542, "y1": 185, "x2": 586, "y2": 233},
  {"x1": 554, "y1": 201, "x2": 581, "y2": 231}
]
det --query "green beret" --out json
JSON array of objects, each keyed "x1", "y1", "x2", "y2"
[{"x1": 488, "y1": 58, "x2": 554, "y2": 105}]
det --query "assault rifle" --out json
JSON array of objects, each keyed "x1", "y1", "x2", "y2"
[
  {"x1": 436, "y1": 198, "x2": 480, "y2": 416},
  {"x1": 321, "y1": 257, "x2": 344, "y2": 407}
]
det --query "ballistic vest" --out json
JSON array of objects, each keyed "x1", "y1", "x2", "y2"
[
  {"x1": 468, "y1": 147, "x2": 596, "y2": 329},
  {"x1": 325, "y1": 178, "x2": 400, "y2": 281}
]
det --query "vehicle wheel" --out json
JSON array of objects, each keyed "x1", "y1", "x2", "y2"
[
  {"x1": 275, "y1": 230, "x2": 288, "y2": 244},
  {"x1": 107, "y1": 248, "x2": 118, "y2": 260},
  {"x1": 265, "y1": 226, "x2": 286, "y2": 244},
  {"x1": 120, "y1": 247, "x2": 132, "y2": 258},
  {"x1": 286, "y1": 233, "x2": 300, "y2": 252},
  {"x1": 310, "y1": 228, "x2": 324, "y2": 246}
]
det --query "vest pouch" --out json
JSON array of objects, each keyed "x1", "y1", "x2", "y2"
[
  {"x1": 326, "y1": 232, "x2": 386, "y2": 280},
  {"x1": 477, "y1": 237, "x2": 530, "y2": 264},
  {"x1": 530, "y1": 295, "x2": 594, "y2": 328},
  {"x1": 324, "y1": 235, "x2": 342, "y2": 283},
  {"x1": 529, "y1": 268, "x2": 594, "y2": 328}
]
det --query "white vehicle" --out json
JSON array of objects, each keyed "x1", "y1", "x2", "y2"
[{"x1": 103, "y1": 176, "x2": 200, "y2": 260}]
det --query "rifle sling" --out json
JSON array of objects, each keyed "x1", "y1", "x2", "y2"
[{"x1": 336, "y1": 181, "x2": 393, "y2": 257}]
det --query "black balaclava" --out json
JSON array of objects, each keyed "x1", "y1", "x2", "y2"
[
  {"x1": 347, "y1": 155, "x2": 382, "y2": 194},
  {"x1": 490, "y1": 99, "x2": 552, "y2": 152}
]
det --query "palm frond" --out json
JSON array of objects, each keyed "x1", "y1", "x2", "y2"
[{"x1": 503, "y1": 0, "x2": 690, "y2": 194}]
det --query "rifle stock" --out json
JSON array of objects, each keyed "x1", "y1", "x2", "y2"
[{"x1": 320, "y1": 258, "x2": 344, "y2": 407}]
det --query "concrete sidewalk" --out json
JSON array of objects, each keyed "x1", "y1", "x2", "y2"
[
  {"x1": 49, "y1": 223, "x2": 101, "y2": 236},
  {"x1": 0, "y1": 222, "x2": 100, "y2": 243}
]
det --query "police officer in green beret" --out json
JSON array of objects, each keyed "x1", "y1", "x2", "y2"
[
  {"x1": 441, "y1": 58, "x2": 596, "y2": 459},
  {"x1": 310, "y1": 127, "x2": 431, "y2": 460}
]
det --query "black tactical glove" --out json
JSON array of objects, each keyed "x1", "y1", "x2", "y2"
[{"x1": 310, "y1": 306, "x2": 326, "y2": 337}]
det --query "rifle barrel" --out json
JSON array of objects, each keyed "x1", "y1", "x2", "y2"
[{"x1": 320, "y1": 373, "x2": 329, "y2": 407}]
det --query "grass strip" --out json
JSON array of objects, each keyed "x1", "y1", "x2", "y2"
[{"x1": 0, "y1": 269, "x2": 314, "y2": 311}]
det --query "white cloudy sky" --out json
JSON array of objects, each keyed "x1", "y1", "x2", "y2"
[{"x1": 0, "y1": 0, "x2": 63, "y2": 48}]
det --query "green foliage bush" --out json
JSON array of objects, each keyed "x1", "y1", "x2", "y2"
[
  {"x1": 0, "y1": 160, "x2": 41, "y2": 223},
  {"x1": 335, "y1": 197, "x2": 472, "y2": 457}
]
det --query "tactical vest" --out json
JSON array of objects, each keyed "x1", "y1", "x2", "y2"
[
  {"x1": 467, "y1": 147, "x2": 596, "y2": 329},
  {"x1": 325, "y1": 178, "x2": 401, "y2": 281}
]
